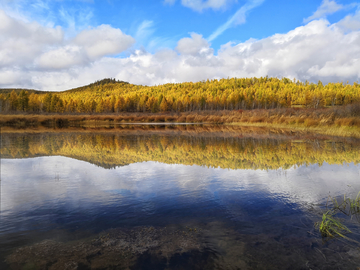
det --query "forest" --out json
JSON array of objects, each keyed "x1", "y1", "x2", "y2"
[{"x1": 1, "y1": 77, "x2": 360, "y2": 114}]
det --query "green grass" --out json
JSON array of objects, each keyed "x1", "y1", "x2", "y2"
[
  {"x1": 315, "y1": 192, "x2": 360, "y2": 242},
  {"x1": 315, "y1": 210, "x2": 351, "y2": 238}
]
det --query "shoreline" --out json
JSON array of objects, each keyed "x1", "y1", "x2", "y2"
[
  {"x1": 1, "y1": 110, "x2": 360, "y2": 138},
  {"x1": 227, "y1": 122, "x2": 360, "y2": 139}
]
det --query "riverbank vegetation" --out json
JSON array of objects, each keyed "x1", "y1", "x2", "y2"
[{"x1": 1, "y1": 103, "x2": 360, "y2": 137}]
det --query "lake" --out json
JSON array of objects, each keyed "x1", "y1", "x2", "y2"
[{"x1": 1, "y1": 125, "x2": 360, "y2": 269}]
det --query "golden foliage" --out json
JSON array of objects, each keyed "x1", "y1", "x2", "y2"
[{"x1": 1, "y1": 77, "x2": 360, "y2": 113}]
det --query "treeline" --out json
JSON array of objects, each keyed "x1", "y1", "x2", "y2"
[
  {"x1": 2, "y1": 133, "x2": 360, "y2": 170},
  {"x1": 1, "y1": 77, "x2": 360, "y2": 114}
]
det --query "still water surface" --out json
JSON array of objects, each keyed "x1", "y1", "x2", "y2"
[{"x1": 1, "y1": 126, "x2": 360, "y2": 269}]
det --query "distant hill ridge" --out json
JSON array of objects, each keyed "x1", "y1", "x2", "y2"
[
  {"x1": 0, "y1": 88, "x2": 46, "y2": 95},
  {"x1": 0, "y1": 78, "x2": 131, "y2": 94},
  {"x1": 0, "y1": 77, "x2": 360, "y2": 114}
]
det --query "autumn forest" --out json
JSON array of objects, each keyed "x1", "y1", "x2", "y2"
[{"x1": 1, "y1": 77, "x2": 360, "y2": 114}]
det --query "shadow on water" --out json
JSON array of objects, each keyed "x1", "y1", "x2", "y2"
[{"x1": 1, "y1": 126, "x2": 360, "y2": 269}]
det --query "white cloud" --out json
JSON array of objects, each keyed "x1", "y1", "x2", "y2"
[
  {"x1": 215, "y1": 18, "x2": 360, "y2": 82},
  {"x1": 176, "y1": 33, "x2": 213, "y2": 56},
  {"x1": 181, "y1": 0, "x2": 234, "y2": 11},
  {"x1": 166, "y1": 0, "x2": 235, "y2": 11},
  {"x1": 134, "y1": 20, "x2": 156, "y2": 48},
  {"x1": 33, "y1": 24, "x2": 135, "y2": 70},
  {"x1": 164, "y1": 0, "x2": 176, "y2": 5},
  {"x1": 135, "y1": 20, "x2": 155, "y2": 39},
  {"x1": 91, "y1": 15, "x2": 360, "y2": 88},
  {"x1": 0, "y1": 10, "x2": 135, "y2": 85},
  {"x1": 58, "y1": 5, "x2": 94, "y2": 37},
  {"x1": 336, "y1": 9, "x2": 360, "y2": 31},
  {"x1": 36, "y1": 45, "x2": 87, "y2": 69},
  {"x1": 133, "y1": 20, "x2": 178, "y2": 53},
  {"x1": 0, "y1": 9, "x2": 63, "y2": 67},
  {"x1": 73, "y1": 25, "x2": 135, "y2": 59},
  {"x1": 304, "y1": 0, "x2": 344, "y2": 23},
  {"x1": 1, "y1": 8, "x2": 360, "y2": 90},
  {"x1": 208, "y1": 0, "x2": 264, "y2": 41},
  {"x1": 0, "y1": 69, "x2": 24, "y2": 85},
  {"x1": 0, "y1": 0, "x2": 95, "y2": 37}
]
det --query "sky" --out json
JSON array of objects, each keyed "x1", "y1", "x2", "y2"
[{"x1": 0, "y1": 0, "x2": 360, "y2": 91}]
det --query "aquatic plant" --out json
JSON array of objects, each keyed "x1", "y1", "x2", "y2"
[
  {"x1": 315, "y1": 192, "x2": 360, "y2": 242},
  {"x1": 315, "y1": 210, "x2": 351, "y2": 238},
  {"x1": 329, "y1": 192, "x2": 360, "y2": 218}
]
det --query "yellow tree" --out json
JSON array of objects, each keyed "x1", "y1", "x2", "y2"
[
  {"x1": 28, "y1": 93, "x2": 41, "y2": 112},
  {"x1": 146, "y1": 96, "x2": 157, "y2": 113},
  {"x1": 17, "y1": 90, "x2": 29, "y2": 111},
  {"x1": 0, "y1": 93, "x2": 5, "y2": 112},
  {"x1": 9, "y1": 90, "x2": 18, "y2": 111},
  {"x1": 96, "y1": 99, "x2": 104, "y2": 113},
  {"x1": 159, "y1": 97, "x2": 169, "y2": 112},
  {"x1": 43, "y1": 93, "x2": 52, "y2": 112},
  {"x1": 115, "y1": 96, "x2": 125, "y2": 112}
]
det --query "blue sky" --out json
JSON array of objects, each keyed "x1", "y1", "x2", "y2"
[{"x1": 0, "y1": 0, "x2": 360, "y2": 90}]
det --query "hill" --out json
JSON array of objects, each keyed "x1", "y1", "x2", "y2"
[
  {"x1": 0, "y1": 88, "x2": 46, "y2": 95},
  {"x1": 0, "y1": 78, "x2": 130, "y2": 95},
  {"x1": 0, "y1": 77, "x2": 359, "y2": 114},
  {"x1": 58, "y1": 78, "x2": 131, "y2": 94}
]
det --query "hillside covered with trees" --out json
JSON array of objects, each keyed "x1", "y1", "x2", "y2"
[{"x1": 1, "y1": 77, "x2": 359, "y2": 114}]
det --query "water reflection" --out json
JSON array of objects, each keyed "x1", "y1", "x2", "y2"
[
  {"x1": 1, "y1": 127, "x2": 360, "y2": 269},
  {"x1": 2, "y1": 128, "x2": 360, "y2": 170}
]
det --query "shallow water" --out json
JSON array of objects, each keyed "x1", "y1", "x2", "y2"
[{"x1": 1, "y1": 127, "x2": 360, "y2": 269}]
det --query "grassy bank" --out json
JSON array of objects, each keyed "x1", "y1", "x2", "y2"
[
  {"x1": 229, "y1": 122, "x2": 360, "y2": 139},
  {"x1": 1, "y1": 104, "x2": 360, "y2": 138}
]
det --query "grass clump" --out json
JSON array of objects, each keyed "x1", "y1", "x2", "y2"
[
  {"x1": 315, "y1": 210, "x2": 351, "y2": 238},
  {"x1": 315, "y1": 192, "x2": 360, "y2": 242}
]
